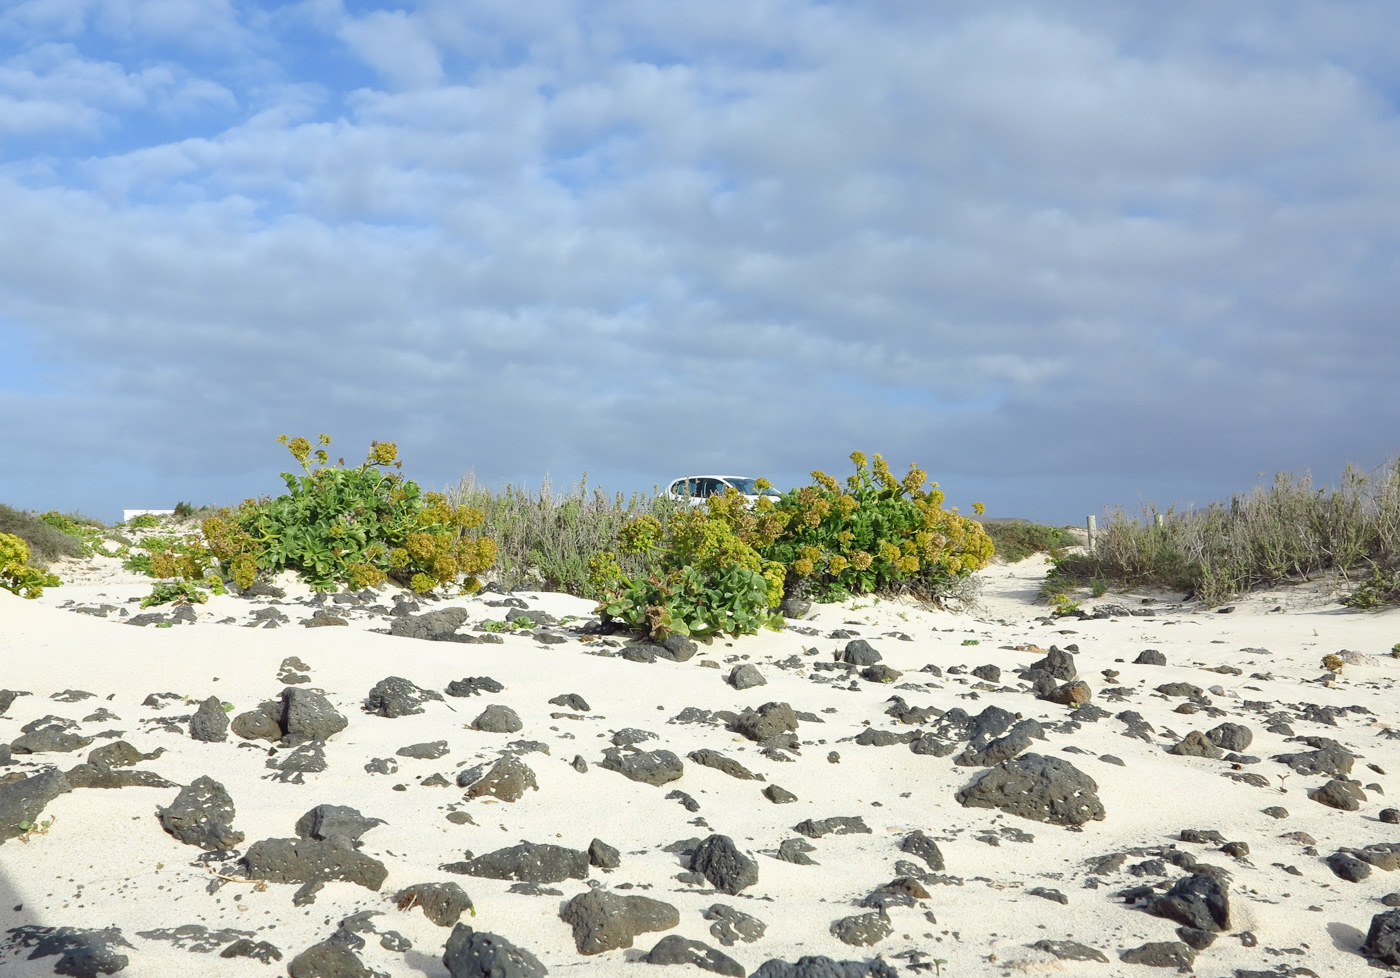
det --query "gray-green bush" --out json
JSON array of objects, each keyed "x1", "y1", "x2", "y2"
[
  {"x1": 0, "y1": 505, "x2": 91, "y2": 566},
  {"x1": 448, "y1": 474, "x2": 678, "y2": 598},
  {"x1": 1050, "y1": 461, "x2": 1400, "y2": 606}
]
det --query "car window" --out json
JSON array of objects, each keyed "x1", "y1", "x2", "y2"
[{"x1": 696, "y1": 478, "x2": 722, "y2": 497}]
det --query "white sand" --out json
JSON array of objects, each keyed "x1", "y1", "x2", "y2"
[{"x1": 0, "y1": 554, "x2": 1397, "y2": 976}]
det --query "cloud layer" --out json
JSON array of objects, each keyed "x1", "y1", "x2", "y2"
[{"x1": 3, "y1": 0, "x2": 1399, "y2": 521}]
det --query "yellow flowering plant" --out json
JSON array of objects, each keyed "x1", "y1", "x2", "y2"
[
  {"x1": 0, "y1": 532, "x2": 61, "y2": 599},
  {"x1": 202, "y1": 435, "x2": 496, "y2": 594},
  {"x1": 590, "y1": 490, "x2": 785, "y2": 640},
  {"x1": 758, "y1": 451, "x2": 994, "y2": 601}
]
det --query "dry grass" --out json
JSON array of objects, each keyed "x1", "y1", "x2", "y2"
[
  {"x1": 1050, "y1": 461, "x2": 1400, "y2": 606},
  {"x1": 449, "y1": 474, "x2": 677, "y2": 598}
]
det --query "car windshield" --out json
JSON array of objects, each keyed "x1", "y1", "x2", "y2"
[{"x1": 725, "y1": 478, "x2": 781, "y2": 497}]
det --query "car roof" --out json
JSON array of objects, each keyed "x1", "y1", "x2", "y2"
[{"x1": 670, "y1": 475, "x2": 761, "y2": 484}]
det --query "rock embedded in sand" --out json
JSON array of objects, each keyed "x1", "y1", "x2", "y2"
[
  {"x1": 1309, "y1": 778, "x2": 1366, "y2": 811},
  {"x1": 1147, "y1": 873, "x2": 1230, "y2": 932},
  {"x1": 642, "y1": 935, "x2": 745, "y2": 976},
  {"x1": 793, "y1": 816, "x2": 872, "y2": 838},
  {"x1": 231, "y1": 702, "x2": 283, "y2": 742},
  {"x1": 955, "y1": 753, "x2": 1106, "y2": 826},
  {"x1": 1118, "y1": 941, "x2": 1195, "y2": 968},
  {"x1": 763, "y1": 784, "x2": 797, "y2": 804},
  {"x1": 397, "y1": 740, "x2": 449, "y2": 759},
  {"x1": 447, "y1": 676, "x2": 505, "y2": 698},
  {"x1": 287, "y1": 938, "x2": 371, "y2": 978},
  {"x1": 188, "y1": 695, "x2": 230, "y2": 742},
  {"x1": 472, "y1": 704, "x2": 523, "y2": 733},
  {"x1": 954, "y1": 729, "x2": 1031, "y2": 767},
  {"x1": 364, "y1": 676, "x2": 443, "y2": 717},
  {"x1": 732, "y1": 702, "x2": 799, "y2": 744},
  {"x1": 704, "y1": 904, "x2": 767, "y2": 946},
  {"x1": 281, "y1": 687, "x2": 347, "y2": 741},
  {"x1": 394, "y1": 882, "x2": 474, "y2": 927},
  {"x1": 442, "y1": 841, "x2": 589, "y2": 882},
  {"x1": 688, "y1": 749, "x2": 761, "y2": 780},
  {"x1": 1353, "y1": 843, "x2": 1400, "y2": 871},
  {"x1": 1363, "y1": 909, "x2": 1400, "y2": 967},
  {"x1": 158, "y1": 775, "x2": 245, "y2": 851},
  {"x1": 560, "y1": 889, "x2": 680, "y2": 954},
  {"x1": 242, "y1": 837, "x2": 388, "y2": 890},
  {"x1": 1169, "y1": 731, "x2": 1224, "y2": 759},
  {"x1": 830, "y1": 912, "x2": 891, "y2": 947},
  {"x1": 11, "y1": 720, "x2": 93, "y2": 754},
  {"x1": 1029, "y1": 939, "x2": 1108, "y2": 963},
  {"x1": 588, "y1": 837, "x2": 621, "y2": 869},
  {"x1": 1045, "y1": 681, "x2": 1092, "y2": 707},
  {"x1": 1273, "y1": 744, "x2": 1355, "y2": 777},
  {"x1": 442, "y1": 924, "x2": 547, "y2": 978},
  {"x1": 1326, "y1": 851, "x2": 1372, "y2": 882},
  {"x1": 549, "y1": 692, "x2": 589, "y2": 711},
  {"x1": 0, "y1": 689, "x2": 27, "y2": 715},
  {"x1": 1133, "y1": 650, "x2": 1167, "y2": 666},
  {"x1": 1205, "y1": 722, "x2": 1252, "y2": 752},
  {"x1": 294, "y1": 804, "x2": 385, "y2": 843},
  {"x1": 841, "y1": 640, "x2": 882, "y2": 666},
  {"x1": 691, "y1": 834, "x2": 759, "y2": 894},
  {"x1": 459, "y1": 754, "x2": 538, "y2": 801},
  {"x1": 0, "y1": 769, "x2": 72, "y2": 844},
  {"x1": 750, "y1": 956, "x2": 898, "y2": 978},
  {"x1": 1028, "y1": 647, "x2": 1076, "y2": 681},
  {"x1": 388, "y1": 606, "x2": 470, "y2": 641},
  {"x1": 65, "y1": 762, "x2": 174, "y2": 790},
  {"x1": 900, "y1": 830, "x2": 945, "y2": 871},
  {"x1": 727, "y1": 664, "x2": 767, "y2": 690},
  {"x1": 599, "y1": 747, "x2": 684, "y2": 786}
]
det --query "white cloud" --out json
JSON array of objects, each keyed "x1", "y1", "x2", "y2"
[
  {"x1": 2, "y1": 1, "x2": 1400, "y2": 519},
  {"x1": 339, "y1": 9, "x2": 444, "y2": 90}
]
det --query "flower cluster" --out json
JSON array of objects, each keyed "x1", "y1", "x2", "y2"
[
  {"x1": 0, "y1": 532, "x2": 61, "y2": 599},
  {"x1": 757, "y1": 451, "x2": 994, "y2": 601}
]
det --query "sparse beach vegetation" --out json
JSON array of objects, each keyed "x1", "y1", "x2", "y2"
[
  {"x1": 202, "y1": 435, "x2": 497, "y2": 594},
  {"x1": 449, "y1": 474, "x2": 676, "y2": 598},
  {"x1": 588, "y1": 451, "x2": 994, "y2": 640},
  {"x1": 1046, "y1": 461, "x2": 1400, "y2": 607},
  {"x1": 981, "y1": 519, "x2": 1077, "y2": 562}
]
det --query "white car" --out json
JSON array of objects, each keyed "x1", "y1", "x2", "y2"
[{"x1": 667, "y1": 475, "x2": 783, "y2": 506}]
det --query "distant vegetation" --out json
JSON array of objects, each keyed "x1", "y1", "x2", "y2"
[
  {"x1": 0, "y1": 505, "x2": 99, "y2": 566},
  {"x1": 1047, "y1": 461, "x2": 1400, "y2": 607},
  {"x1": 981, "y1": 519, "x2": 1078, "y2": 563},
  {"x1": 450, "y1": 474, "x2": 676, "y2": 599}
]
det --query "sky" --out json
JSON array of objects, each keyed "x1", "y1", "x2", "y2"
[{"x1": 2, "y1": 0, "x2": 1399, "y2": 525}]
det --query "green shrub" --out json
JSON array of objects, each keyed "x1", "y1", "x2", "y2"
[
  {"x1": 122, "y1": 532, "x2": 218, "y2": 582},
  {"x1": 590, "y1": 450, "x2": 994, "y2": 638},
  {"x1": 982, "y1": 520, "x2": 1076, "y2": 563},
  {"x1": 0, "y1": 505, "x2": 87, "y2": 565},
  {"x1": 141, "y1": 580, "x2": 216, "y2": 608},
  {"x1": 758, "y1": 452, "x2": 994, "y2": 602},
  {"x1": 38, "y1": 511, "x2": 108, "y2": 556},
  {"x1": 0, "y1": 532, "x2": 61, "y2": 598},
  {"x1": 1343, "y1": 567, "x2": 1400, "y2": 609},
  {"x1": 590, "y1": 500, "x2": 784, "y2": 640},
  {"x1": 203, "y1": 435, "x2": 496, "y2": 594}
]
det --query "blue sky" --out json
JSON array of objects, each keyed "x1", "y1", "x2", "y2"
[{"x1": 2, "y1": 0, "x2": 1399, "y2": 524}]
